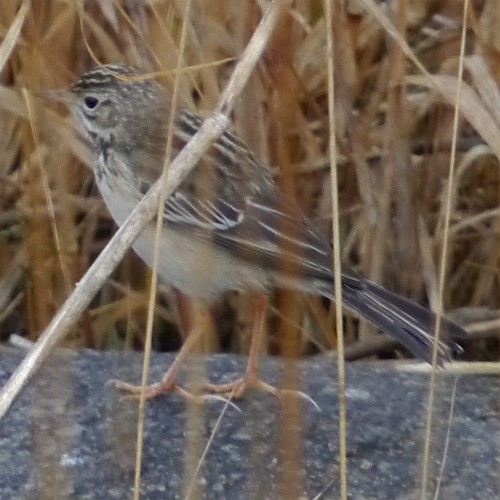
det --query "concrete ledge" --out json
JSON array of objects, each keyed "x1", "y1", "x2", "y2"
[{"x1": 0, "y1": 347, "x2": 496, "y2": 499}]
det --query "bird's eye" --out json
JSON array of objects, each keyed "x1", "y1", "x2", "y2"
[{"x1": 84, "y1": 96, "x2": 99, "y2": 109}]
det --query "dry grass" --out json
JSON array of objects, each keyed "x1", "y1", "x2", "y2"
[
  {"x1": 2, "y1": 1, "x2": 500, "y2": 498},
  {"x1": 1, "y1": 0, "x2": 498, "y2": 360}
]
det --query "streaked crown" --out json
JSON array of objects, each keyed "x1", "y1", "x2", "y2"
[{"x1": 72, "y1": 64, "x2": 139, "y2": 94}]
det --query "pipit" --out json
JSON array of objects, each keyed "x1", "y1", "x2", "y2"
[{"x1": 67, "y1": 64, "x2": 466, "y2": 399}]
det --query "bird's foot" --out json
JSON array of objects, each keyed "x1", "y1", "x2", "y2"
[
  {"x1": 109, "y1": 374, "x2": 319, "y2": 409},
  {"x1": 201, "y1": 375, "x2": 320, "y2": 410},
  {"x1": 108, "y1": 378, "x2": 232, "y2": 405}
]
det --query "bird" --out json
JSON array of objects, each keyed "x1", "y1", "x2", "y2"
[{"x1": 67, "y1": 64, "x2": 466, "y2": 399}]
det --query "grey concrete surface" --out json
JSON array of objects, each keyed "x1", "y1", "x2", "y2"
[{"x1": 0, "y1": 346, "x2": 497, "y2": 499}]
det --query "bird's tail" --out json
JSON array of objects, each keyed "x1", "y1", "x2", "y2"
[{"x1": 325, "y1": 278, "x2": 467, "y2": 364}]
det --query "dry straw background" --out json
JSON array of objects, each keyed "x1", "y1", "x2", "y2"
[
  {"x1": 1, "y1": 0, "x2": 500, "y2": 498},
  {"x1": 1, "y1": 0, "x2": 498, "y2": 361}
]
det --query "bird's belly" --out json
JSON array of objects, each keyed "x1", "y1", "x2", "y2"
[
  {"x1": 134, "y1": 224, "x2": 271, "y2": 298},
  {"x1": 98, "y1": 177, "x2": 270, "y2": 298}
]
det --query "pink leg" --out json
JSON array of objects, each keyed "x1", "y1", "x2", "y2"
[
  {"x1": 109, "y1": 306, "x2": 210, "y2": 400},
  {"x1": 201, "y1": 295, "x2": 269, "y2": 397},
  {"x1": 203, "y1": 295, "x2": 319, "y2": 410},
  {"x1": 202, "y1": 295, "x2": 318, "y2": 407},
  {"x1": 174, "y1": 288, "x2": 192, "y2": 341},
  {"x1": 111, "y1": 296, "x2": 317, "y2": 406}
]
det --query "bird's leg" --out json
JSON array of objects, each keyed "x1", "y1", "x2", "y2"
[
  {"x1": 109, "y1": 304, "x2": 211, "y2": 401},
  {"x1": 201, "y1": 294, "x2": 268, "y2": 397},
  {"x1": 111, "y1": 295, "x2": 317, "y2": 406},
  {"x1": 202, "y1": 296, "x2": 317, "y2": 408},
  {"x1": 174, "y1": 288, "x2": 193, "y2": 341}
]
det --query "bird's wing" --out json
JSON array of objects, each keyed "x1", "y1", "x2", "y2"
[
  {"x1": 130, "y1": 111, "x2": 342, "y2": 284},
  {"x1": 155, "y1": 147, "x2": 341, "y2": 284}
]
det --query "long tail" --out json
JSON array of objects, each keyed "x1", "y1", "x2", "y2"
[{"x1": 333, "y1": 278, "x2": 467, "y2": 364}]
